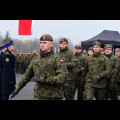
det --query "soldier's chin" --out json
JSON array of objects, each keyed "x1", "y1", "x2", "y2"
[
  {"x1": 94, "y1": 51, "x2": 99, "y2": 53},
  {"x1": 41, "y1": 49, "x2": 46, "y2": 51}
]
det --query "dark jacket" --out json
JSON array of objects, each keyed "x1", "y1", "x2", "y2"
[{"x1": 1, "y1": 50, "x2": 16, "y2": 94}]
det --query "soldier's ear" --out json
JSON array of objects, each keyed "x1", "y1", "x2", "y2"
[{"x1": 50, "y1": 42, "x2": 54, "y2": 48}]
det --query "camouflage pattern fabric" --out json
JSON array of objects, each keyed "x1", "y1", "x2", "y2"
[
  {"x1": 56, "y1": 47, "x2": 76, "y2": 100},
  {"x1": 105, "y1": 53, "x2": 118, "y2": 100},
  {"x1": 67, "y1": 52, "x2": 86, "y2": 100},
  {"x1": 83, "y1": 52, "x2": 112, "y2": 100},
  {"x1": 15, "y1": 49, "x2": 67, "y2": 100}
]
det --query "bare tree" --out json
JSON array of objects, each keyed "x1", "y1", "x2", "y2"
[
  {"x1": 3, "y1": 31, "x2": 12, "y2": 44},
  {"x1": 0, "y1": 32, "x2": 3, "y2": 45}
]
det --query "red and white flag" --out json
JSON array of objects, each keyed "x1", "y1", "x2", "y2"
[{"x1": 18, "y1": 20, "x2": 33, "y2": 35}]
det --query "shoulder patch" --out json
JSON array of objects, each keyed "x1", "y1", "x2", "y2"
[{"x1": 60, "y1": 59, "x2": 64, "y2": 63}]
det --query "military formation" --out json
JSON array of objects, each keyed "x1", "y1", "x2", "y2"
[
  {"x1": 15, "y1": 50, "x2": 38, "y2": 74},
  {"x1": 1, "y1": 34, "x2": 120, "y2": 100}
]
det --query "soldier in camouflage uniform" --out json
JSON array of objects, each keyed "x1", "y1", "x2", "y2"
[
  {"x1": 11, "y1": 34, "x2": 67, "y2": 100},
  {"x1": 18, "y1": 51, "x2": 25, "y2": 74},
  {"x1": 111, "y1": 48, "x2": 120, "y2": 96},
  {"x1": 30, "y1": 50, "x2": 37, "y2": 62},
  {"x1": 104, "y1": 45, "x2": 118, "y2": 100},
  {"x1": 24, "y1": 51, "x2": 32, "y2": 73},
  {"x1": 115, "y1": 48, "x2": 120, "y2": 58},
  {"x1": 100, "y1": 48, "x2": 105, "y2": 55},
  {"x1": 15, "y1": 52, "x2": 20, "y2": 73},
  {"x1": 115, "y1": 48, "x2": 120, "y2": 62},
  {"x1": 83, "y1": 49, "x2": 88, "y2": 57},
  {"x1": 83, "y1": 41, "x2": 112, "y2": 100},
  {"x1": 88, "y1": 47, "x2": 93, "y2": 56},
  {"x1": 67, "y1": 45, "x2": 86, "y2": 100},
  {"x1": 56, "y1": 38, "x2": 75, "y2": 100}
]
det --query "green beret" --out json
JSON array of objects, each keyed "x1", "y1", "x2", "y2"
[
  {"x1": 88, "y1": 47, "x2": 93, "y2": 51},
  {"x1": 59, "y1": 38, "x2": 68, "y2": 44},
  {"x1": 75, "y1": 45, "x2": 82, "y2": 49},
  {"x1": 93, "y1": 41, "x2": 101, "y2": 47},
  {"x1": 115, "y1": 48, "x2": 120, "y2": 52},
  {"x1": 104, "y1": 45, "x2": 112, "y2": 49},
  {"x1": 40, "y1": 34, "x2": 53, "y2": 41}
]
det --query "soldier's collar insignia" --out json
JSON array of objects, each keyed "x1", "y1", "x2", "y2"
[
  {"x1": 6, "y1": 51, "x2": 9, "y2": 55},
  {"x1": 60, "y1": 59, "x2": 64, "y2": 63},
  {"x1": 5, "y1": 58, "x2": 9, "y2": 62}
]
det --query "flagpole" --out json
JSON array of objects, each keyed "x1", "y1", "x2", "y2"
[{"x1": 21, "y1": 36, "x2": 22, "y2": 52}]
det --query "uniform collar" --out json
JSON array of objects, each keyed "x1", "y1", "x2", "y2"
[
  {"x1": 93, "y1": 52, "x2": 101, "y2": 57},
  {"x1": 105, "y1": 53, "x2": 113, "y2": 58},
  {"x1": 60, "y1": 47, "x2": 68, "y2": 53},
  {"x1": 40, "y1": 49, "x2": 54, "y2": 57},
  {"x1": 5, "y1": 49, "x2": 12, "y2": 55},
  {"x1": 75, "y1": 52, "x2": 81, "y2": 56}
]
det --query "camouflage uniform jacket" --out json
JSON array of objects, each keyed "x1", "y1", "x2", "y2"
[
  {"x1": 18, "y1": 54, "x2": 25, "y2": 65},
  {"x1": 111, "y1": 57, "x2": 120, "y2": 83},
  {"x1": 16, "y1": 49, "x2": 67, "y2": 99},
  {"x1": 24, "y1": 54, "x2": 31, "y2": 68},
  {"x1": 30, "y1": 53, "x2": 37, "y2": 62},
  {"x1": 15, "y1": 54, "x2": 19, "y2": 64},
  {"x1": 57, "y1": 47, "x2": 73, "y2": 81},
  {"x1": 67, "y1": 52, "x2": 85, "y2": 80},
  {"x1": 105, "y1": 53, "x2": 118, "y2": 83},
  {"x1": 83, "y1": 52, "x2": 112, "y2": 88}
]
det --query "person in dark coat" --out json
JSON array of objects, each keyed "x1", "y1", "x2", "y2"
[
  {"x1": 0, "y1": 44, "x2": 7, "y2": 100},
  {"x1": 1, "y1": 41, "x2": 16, "y2": 100}
]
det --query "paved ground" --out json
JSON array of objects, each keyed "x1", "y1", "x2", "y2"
[
  {"x1": 10, "y1": 73, "x2": 120, "y2": 100},
  {"x1": 10, "y1": 74, "x2": 35, "y2": 100},
  {"x1": 10, "y1": 74, "x2": 78, "y2": 100}
]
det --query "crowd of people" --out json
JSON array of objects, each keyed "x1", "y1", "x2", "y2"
[
  {"x1": 1, "y1": 33, "x2": 120, "y2": 100},
  {"x1": 15, "y1": 51, "x2": 38, "y2": 74}
]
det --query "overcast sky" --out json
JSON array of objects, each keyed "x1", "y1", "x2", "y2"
[{"x1": 0, "y1": 20, "x2": 120, "y2": 45}]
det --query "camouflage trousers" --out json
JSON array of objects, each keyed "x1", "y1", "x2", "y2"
[
  {"x1": 75, "y1": 78, "x2": 85, "y2": 100},
  {"x1": 106, "y1": 81, "x2": 118, "y2": 100},
  {"x1": 117, "y1": 81, "x2": 120, "y2": 93},
  {"x1": 15, "y1": 63, "x2": 19, "y2": 73},
  {"x1": 63, "y1": 80, "x2": 76, "y2": 100},
  {"x1": 19, "y1": 62, "x2": 25, "y2": 74},
  {"x1": 34, "y1": 97, "x2": 62, "y2": 100},
  {"x1": 84, "y1": 82, "x2": 106, "y2": 100}
]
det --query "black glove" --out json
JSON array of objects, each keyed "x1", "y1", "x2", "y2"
[
  {"x1": 11, "y1": 90, "x2": 19, "y2": 99},
  {"x1": 93, "y1": 76, "x2": 100, "y2": 84},
  {"x1": 110, "y1": 82, "x2": 115, "y2": 89}
]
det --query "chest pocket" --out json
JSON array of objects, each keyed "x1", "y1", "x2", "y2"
[
  {"x1": 99, "y1": 59, "x2": 104, "y2": 65},
  {"x1": 45, "y1": 62, "x2": 54, "y2": 68}
]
